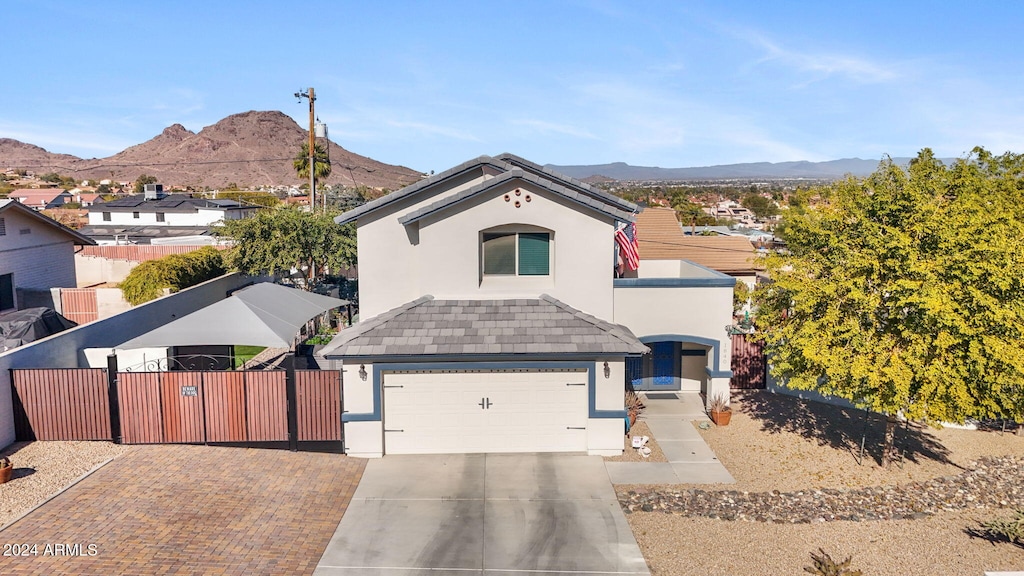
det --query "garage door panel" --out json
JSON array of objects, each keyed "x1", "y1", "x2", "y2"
[{"x1": 383, "y1": 371, "x2": 588, "y2": 454}]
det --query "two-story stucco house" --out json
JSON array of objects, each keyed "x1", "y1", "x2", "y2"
[
  {"x1": 320, "y1": 154, "x2": 736, "y2": 457},
  {"x1": 0, "y1": 200, "x2": 95, "y2": 312}
]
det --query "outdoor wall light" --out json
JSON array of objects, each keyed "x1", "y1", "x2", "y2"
[
  {"x1": 359, "y1": 364, "x2": 367, "y2": 381},
  {"x1": 603, "y1": 361, "x2": 610, "y2": 378}
]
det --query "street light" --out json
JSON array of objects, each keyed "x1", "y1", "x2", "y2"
[{"x1": 294, "y1": 88, "x2": 316, "y2": 209}]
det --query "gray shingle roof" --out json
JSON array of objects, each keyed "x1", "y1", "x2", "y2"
[
  {"x1": 397, "y1": 169, "x2": 636, "y2": 225},
  {"x1": 319, "y1": 295, "x2": 648, "y2": 358},
  {"x1": 334, "y1": 154, "x2": 640, "y2": 226}
]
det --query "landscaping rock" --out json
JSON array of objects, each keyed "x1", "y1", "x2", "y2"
[{"x1": 617, "y1": 456, "x2": 1023, "y2": 523}]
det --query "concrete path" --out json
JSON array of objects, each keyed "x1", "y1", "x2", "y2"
[
  {"x1": 315, "y1": 453, "x2": 650, "y2": 576},
  {"x1": 605, "y1": 392, "x2": 736, "y2": 485}
]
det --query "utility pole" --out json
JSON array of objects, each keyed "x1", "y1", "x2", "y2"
[{"x1": 295, "y1": 87, "x2": 316, "y2": 209}]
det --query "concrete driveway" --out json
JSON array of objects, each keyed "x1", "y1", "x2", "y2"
[{"x1": 314, "y1": 453, "x2": 650, "y2": 575}]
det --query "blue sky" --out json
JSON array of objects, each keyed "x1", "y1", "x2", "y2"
[{"x1": 4, "y1": 1, "x2": 1024, "y2": 173}]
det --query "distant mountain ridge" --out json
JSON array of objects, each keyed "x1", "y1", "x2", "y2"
[
  {"x1": 546, "y1": 157, "x2": 953, "y2": 181},
  {"x1": 0, "y1": 111, "x2": 422, "y2": 190}
]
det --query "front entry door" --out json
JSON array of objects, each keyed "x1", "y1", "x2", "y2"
[{"x1": 629, "y1": 342, "x2": 681, "y2": 391}]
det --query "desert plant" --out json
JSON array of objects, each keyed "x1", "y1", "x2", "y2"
[
  {"x1": 979, "y1": 509, "x2": 1024, "y2": 545},
  {"x1": 0, "y1": 457, "x2": 10, "y2": 468},
  {"x1": 804, "y1": 548, "x2": 863, "y2": 576},
  {"x1": 709, "y1": 393, "x2": 730, "y2": 413}
]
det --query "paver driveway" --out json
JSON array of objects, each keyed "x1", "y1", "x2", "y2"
[
  {"x1": 315, "y1": 453, "x2": 650, "y2": 576},
  {"x1": 0, "y1": 444, "x2": 365, "y2": 575}
]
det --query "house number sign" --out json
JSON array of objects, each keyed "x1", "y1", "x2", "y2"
[{"x1": 180, "y1": 385, "x2": 198, "y2": 397}]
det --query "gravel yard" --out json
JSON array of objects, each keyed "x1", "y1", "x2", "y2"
[
  {"x1": 0, "y1": 441, "x2": 130, "y2": 530},
  {"x1": 619, "y1": 391, "x2": 1024, "y2": 575}
]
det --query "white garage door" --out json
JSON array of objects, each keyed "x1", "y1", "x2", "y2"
[{"x1": 382, "y1": 369, "x2": 588, "y2": 454}]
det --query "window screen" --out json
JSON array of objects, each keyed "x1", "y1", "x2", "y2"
[{"x1": 483, "y1": 233, "x2": 516, "y2": 275}]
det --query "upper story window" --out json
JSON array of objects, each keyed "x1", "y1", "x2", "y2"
[
  {"x1": 133, "y1": 211, "x2": 140, "y2": 219},
  {"x1": 482, "y1": 231, "x2": 550, "y2": 276},
  {"x1": 156, "y1": 212, "x2": 165, "y2": 222},
  {"x1": 102, "y1": 212, "x2": 111, "y2": 222},
  {"x1": 0, "y1": 217, "x2": 6, "y2": 235}
]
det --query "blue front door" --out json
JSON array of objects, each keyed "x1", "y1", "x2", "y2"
[
  {"x1": 651, "y1": 342, "x2": 676, "y2": 388},
  {"x1": 628, "y1": 342, "x2": 681, "y2": 391}
]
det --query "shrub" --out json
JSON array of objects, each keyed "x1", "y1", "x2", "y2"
[
  {"x1": 979, "y1": 509, "x2": 1024, "y2": 545},
  {"x1": 120, "y1": 247, "x2": 227, "y2": 305},
  {"x1": 804, "y1": 549, "x2": 863, "y2": 576}
]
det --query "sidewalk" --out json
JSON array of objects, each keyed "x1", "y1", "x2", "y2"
[{"x1": 606, "y1": 392, "x2": 735, "y2": 484}]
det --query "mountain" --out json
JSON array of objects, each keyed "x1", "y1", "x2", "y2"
[
  {"x1": 546, "y1": 158, "x2": 943, "y2": 181},
  {"x1": 0, "y1": 111, "x2": 422, "y2": 190}
]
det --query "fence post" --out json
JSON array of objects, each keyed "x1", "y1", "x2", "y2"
[
  {"x1": 106, "y1": 354, "x2": 121, "y2": 444},
  {"x1": 285, "y1": 354, "x2": 298, "y2": 452}
]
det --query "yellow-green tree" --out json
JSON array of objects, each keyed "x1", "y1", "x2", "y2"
[{"x1": 755, "y1": 148, "x2": 1024, "y2": 466}]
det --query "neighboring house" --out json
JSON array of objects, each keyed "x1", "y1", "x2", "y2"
[
  {"x1": 0, "y1": 200, "x2": 95, "y2": 312},
  {"x1": 319, "y1": 154, "x2": 735, "y2": 458},
  {"x1": 76, "y1": 192, "x2": 101, "y2": 207},
  {"x1": 632, "y1": 207, "x2": 760, "y2": 287},
  {"x1": 81, "y1": 191, "x2": 258, "y2": 244},
  {"x1": 9, "y1": 189, "x2": 74, "y2": 211}
]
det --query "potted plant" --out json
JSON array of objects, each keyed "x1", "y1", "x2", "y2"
[
  {"x1": 0, "y1": 457, "x2": 12, "y2": 484},
  {"x1": 709, "y1": 394, "x2": 732, "y2": 426}
]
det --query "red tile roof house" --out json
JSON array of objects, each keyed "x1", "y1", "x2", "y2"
[
  {"x1": 9, "y1": 189, "x2": 75, "y2": 211},
  {"x1": 317, "y1": 154, "x2": 737, "y2": 458}
]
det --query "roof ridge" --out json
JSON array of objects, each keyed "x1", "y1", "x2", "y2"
[{"x1": 538, "y1": 294, "x2": 647, "y2": 352}]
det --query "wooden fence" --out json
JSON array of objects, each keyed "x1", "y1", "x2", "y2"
[
  {"x1": 11, "y1": 368, "x2": 342, "y2": 449},
  {"x1": 59, "y1": 288, "x2": 100, "y2": 325},
  {"x1": 10, "y1": 369, "x2": 111, "y2": 441},
  {"x1": 78, "y1": 244, "x2": 228, "y2": 262},
  {"x1": 730, "y1": 333, "x2": 766, "y2": 389}
]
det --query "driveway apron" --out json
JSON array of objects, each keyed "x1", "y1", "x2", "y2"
[{"x1": 315, "y1": 453, "x2": 650, "y2": 576}]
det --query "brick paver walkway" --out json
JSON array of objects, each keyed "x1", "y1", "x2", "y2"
[{"x1": 0, "y1": 444, "x2": 365, "y2": 575}]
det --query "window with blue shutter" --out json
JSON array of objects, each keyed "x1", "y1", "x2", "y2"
[
  {"x1": 481, "y1": 231, "x2": 551, "y2": 277},
  {"x1": 517, "y1": 233, "x2": 549, "y2": 275}
]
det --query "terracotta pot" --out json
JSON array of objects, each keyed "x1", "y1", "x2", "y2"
[
  {"x1": 710, "y1": 408, "x2": 732, "y2": 426},
  {"x1": 0, "y1": 458, "x2": 11, "y2": 484}
]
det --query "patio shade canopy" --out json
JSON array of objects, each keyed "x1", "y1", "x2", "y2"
[{"x1": 117, "y1": 282, "x2": 349, "y2": 349}]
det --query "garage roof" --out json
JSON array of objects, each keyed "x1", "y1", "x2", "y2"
[{"x1": 319, "y1": 295, "x2": 648, "y2": 358}]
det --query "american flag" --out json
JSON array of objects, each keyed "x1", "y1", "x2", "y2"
[{"x1": 615, "y1": 222, "x2": 640, "y2": 271}]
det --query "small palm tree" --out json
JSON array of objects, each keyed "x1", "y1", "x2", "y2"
[{"x1": 293, "y1": 142, "x2": 332, "y2": 187}]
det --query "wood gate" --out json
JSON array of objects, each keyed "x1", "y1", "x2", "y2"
[
  {"x1": 730, "y1": 333, "x2": 766, "y2": 389},
  {"x1": 11, "y1": 368, "x2": 343, "y2": 449}
]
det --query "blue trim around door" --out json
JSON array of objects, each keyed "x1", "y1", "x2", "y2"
[
  {"x1": 341, "y1": 360, "x2": 626, "y2": 423},
  {"x1": 637, "y1": 334, "x2": 732, "y2": 377}
]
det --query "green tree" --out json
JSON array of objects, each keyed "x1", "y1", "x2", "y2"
[
  {"x1": 40, "y1": 172, "x2": 62, "y2": 183},
  {"x1": 120, "y1": 247, "x2": 227, "y2": 305},
  {"x1": 293, "y1": 142, "x2": 332, "y2": 191},
  {"x1": 216, "y1": 205, "x2": 355, "y2": 286},
  {"x1": 216, "y1": 190, "x2": 280, "y2": 208},
  {"x1": 741, "y1": 193, "x2": 779, "y2": 219},
  {"x1": 133, "y1": 174, "x2": 158, "y2": 194},
  {"x1": 755, "y1": 148, "x2": 1024, "y2": 467}
]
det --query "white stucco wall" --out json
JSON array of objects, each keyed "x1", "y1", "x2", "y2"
[
  {"x1": 87, "y1": 208, "x2": 250, "y2": 227},
  {"x1": 75, "y1": 254, "x2": 138, "y2": 286},
  {"x1": 614, "y1": 286, "x2": 731, "y2": 342},
  {"x1": 357, "y1": 178, "x2": 616, "y2": 319}
]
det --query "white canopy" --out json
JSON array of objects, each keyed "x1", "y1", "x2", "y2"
[{"x1": 118, "y1": 282, "x2": 348, "y2": 349}]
